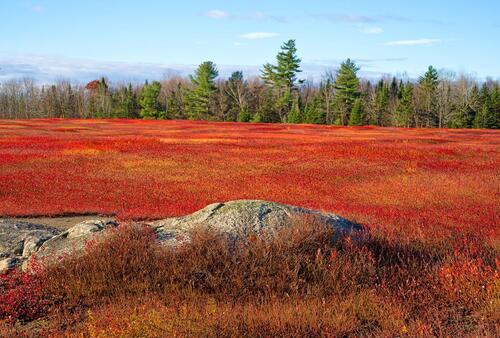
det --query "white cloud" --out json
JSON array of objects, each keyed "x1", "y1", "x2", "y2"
[
  {"x1": 0, "y1": 53, "x2": 268, "y2": 84},
  {"x1": 240, "y1": 32, "x2": 280, "y2": 40},
  {"x1": 204, "y1": 9, "x2": 229, "y2": 19},
  {"x1": 384, "y1": 38, "x2": 441, "y2": 46},
  {"x1": 361, "y1": 27, "x2": 384, "y2": 34},
  {"x1": 0, "y1": 54, "x2": 391, "y2": 84}
]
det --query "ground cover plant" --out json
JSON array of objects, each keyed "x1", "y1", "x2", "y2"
[
  {"x1": 0, "y1": 220, "x2": 499, "y2": 336},
  {"x1": 0, "y1": 119, "x2": 498, "y2": 240},
  {"x1": 0, "y1": 119, "x2": 499, "y2": 336}
]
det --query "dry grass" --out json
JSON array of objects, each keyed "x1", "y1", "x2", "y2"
[{"x1": 1, "y1": 219, "x2": 499, "y2": 336}]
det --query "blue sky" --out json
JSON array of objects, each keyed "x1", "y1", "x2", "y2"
[{"x1": 1, "y1": 0, "x2": 499, "y2": 83}]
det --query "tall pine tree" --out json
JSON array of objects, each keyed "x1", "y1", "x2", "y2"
[
  {"x1": 187, "y1": 61, "x2": 219, "y2": 120},
  {"x1": 303, "y1": 91, "x2": 326, "y2": 124},
  {"x1": 395, "y1": 83, "x2": 414, "y2": 127},
  {"x1": 261, "y1": 40, "x2": 302, "y2": 122},
  {"x1": 488, "y1": 85, "x2": 500, "y2": 128},
  {"x1": 139, "y1": 81, "x2": 163, "y2": 119},
  {"x1": 348, "y1": 98, "x2": 364, "y2": 126},
  {"x1": 417, "y1": 66, "x2": 439, "y2": 127},
  {"x1": 333, "y1": 59, "x2": 360, "y2": 125},
  {"x1": 113, "y1": 84, "x2": 138, "y2": 118},
  {"x1": 373, "y1": 80, "x2": 390, "y2": 126}
]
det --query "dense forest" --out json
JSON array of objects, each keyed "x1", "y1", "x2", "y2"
[{"x1": 0, "y1": 40, "x2": 498, "y2": 129}]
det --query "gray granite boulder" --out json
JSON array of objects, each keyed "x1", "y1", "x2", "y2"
[
  {"x1": 0, "y1": 221, "x2": 60, "y2": 273},
  {"x1": 1, "y1": 201, "x2": 360, "y2": 272},
  {"x1": 29, "y1": 220, "x2": 117, "y2": 268},
  {"x1": 150, "y1": 200, "x2": 361, "y2": 247},
  {"x1": 0, "y1": 220, "x2": 117, "y2": 272}
]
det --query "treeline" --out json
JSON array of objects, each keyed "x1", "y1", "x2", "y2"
[{"x1": 0, "y1": 40, "x2": 498, "y2": 128}]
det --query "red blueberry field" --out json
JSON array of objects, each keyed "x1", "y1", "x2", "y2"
[{"x1": 0, "y1": 119, "x2": 498, "y2": 242}]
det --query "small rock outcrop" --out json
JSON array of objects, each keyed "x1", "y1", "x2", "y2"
[
  {"x1": 0, "y1": 221, "x2": 60, "y2": 273},
  {"x1": 31, "y1": 220, "x2": 118, "y2": 268},
  {"x1": 150, "y1": 200, "x2": 360, "y2": 247},
  {"x1": 0, "y1": 201, "x2": 360, "y2": 273}
]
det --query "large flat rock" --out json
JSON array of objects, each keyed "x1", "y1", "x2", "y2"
[
  {"x1": 150, "y1": 200, "x2": 361, "y2": 246},
  {"x1": 1, "y1": 201, "x2": 361, "y2": 273}
]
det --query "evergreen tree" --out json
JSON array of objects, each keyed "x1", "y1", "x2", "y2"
[
  {"x1": 92, "y1": 77, "x2": 113, "y2": 118},
  {"x1": 166, "y1": 82, "x2": 188, "y2": 119},
  {"x1": 303, "y1": 91, "x2": 325, "y2": 124},
  {"x1": 479, "y1": 83, "x2": 490, "y2": 107},
  {"x1": 388, "y1": 77, "x2": 400, "y2": 118},
  {"x1": 333, "y1": 59, "x2": 360, "y2": 125},
  {"x1": 417, "y1": 65, "x2": 439, "y2": 127},
  {"x1": 488, "y1": 85, "x2": 500, "y2": 128},
  {"x1": 261, "y1": 40, "x2": 301, "y2": 90},
  {"x1": 113, "y1": 84, "x2": 138, "y2": 118},
  {"x1": 348, "y1": 98, "x2": 364, "y2": 126},
  {"x1": 249, "y1": 114, "x2": 261, "y2": 123},
  {"x1": 260, "y1": 40, "x2": 302, "y2": 121},
  {"x1": 287, "y1": 97, "x2": 301, "y2": 123},
  {"x1": 452, "y1": 85, "x2": 481, "y2": 128},
  {"x1": 257, "y1": 88, "x2": 279, "y2": 123},
  {"x1": 389, "y1": 77, "x2": 399, "y2": 101},
  {"x1": 468, "y1": 85, "x2": 481, "y2": 127},
  {"x1": 395, "y1": 83, "x2": 414, "y2": 127},
  {"x1": 187, "y1": 61, "x2": 219, "y2": 120},
  {"x1": 98, "y1": 77, "x2": 108, "y2": 93},
  {"x1": 373, "y1": 80, "x2": 390, "y2": 126},
  {"x1": 139, "y1": 81, "x2": 163, "y2": 119},
  {"x1": 473, "y1": 84, "x2": 491, "y2": 129},
  {"x1": 474, "y1": 102, "x2": 487, "y2": 129}
]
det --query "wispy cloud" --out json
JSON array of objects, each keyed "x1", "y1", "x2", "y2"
[
  {"x1": 0, "y1": 54, "x2": 393, "y2": 84},
  {"x1": 0, "y1": 53, "x2": 265, "y2": 83},
  {"x1": 384, "y1": 38, "x2": 441, "y2": 46},
  {"x1": 314, "y1": 13, "x2": 444, "y2": 25},
  {"x1": 240, "y1": 32, "x2": 280, "y2": 40},
  {"x1": 243, "y1": 11, "x2": 287, "y2": 23},
  {"x1": 319, "y1": 13, "x2": 377, "y2": 23},
  {"x1": 204, "y1": 9, "x2": 229, "y2": 19},
  {"x1": 356, "y1": 57, "x2": 408, "y2": 63},
  {"x1": 309, "y1": 58, "x2": 408, "y2": 69},
  {"x1": 360, "y1": 27, "x2": 384, "y2": 34}
]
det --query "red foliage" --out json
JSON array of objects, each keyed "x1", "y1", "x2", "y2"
[
  {"x1": 84, "y1": 80, "x2": 100, "y2": 91},
  {"x1": 0, "y1": 119, "x2": 498, "y2": 241},
  {"x1": 0, "y1": 262, "x2": 48, "y2": 323}
]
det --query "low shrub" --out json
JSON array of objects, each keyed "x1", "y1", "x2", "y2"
[
  {"x1": 1, "y1": 218, "x2": 499, "y2": 336},
  {"x1": 0, "y1": 262, "x2": 48, "y2": 323}
]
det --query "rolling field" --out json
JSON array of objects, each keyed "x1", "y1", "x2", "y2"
[
  {"x1": 1, "y1": 119, "x2": 500, "y2": 336},
  {"x1": 0, "y1": 119, "x2": 499, "y2": 241}
]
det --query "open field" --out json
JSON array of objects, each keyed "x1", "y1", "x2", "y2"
[
  {"x1": 1, "y1": 119, "x2": 500, "y2": 336},
  {"x1": 1, "y1": 119, "x2": 499, "y2": 241}
]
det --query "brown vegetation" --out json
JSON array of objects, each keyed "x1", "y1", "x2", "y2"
[{"x1": 1, "y1": 218, "x2": 499, "y2": 336}]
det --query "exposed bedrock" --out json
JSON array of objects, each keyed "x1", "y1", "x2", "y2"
[{"x1": 0, "y1": 200, "x2": 361, "y2": 273}]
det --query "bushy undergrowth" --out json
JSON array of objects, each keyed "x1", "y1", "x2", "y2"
[{"x1": 1, "y1": 220, "x2": 499, "y2": 337}]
